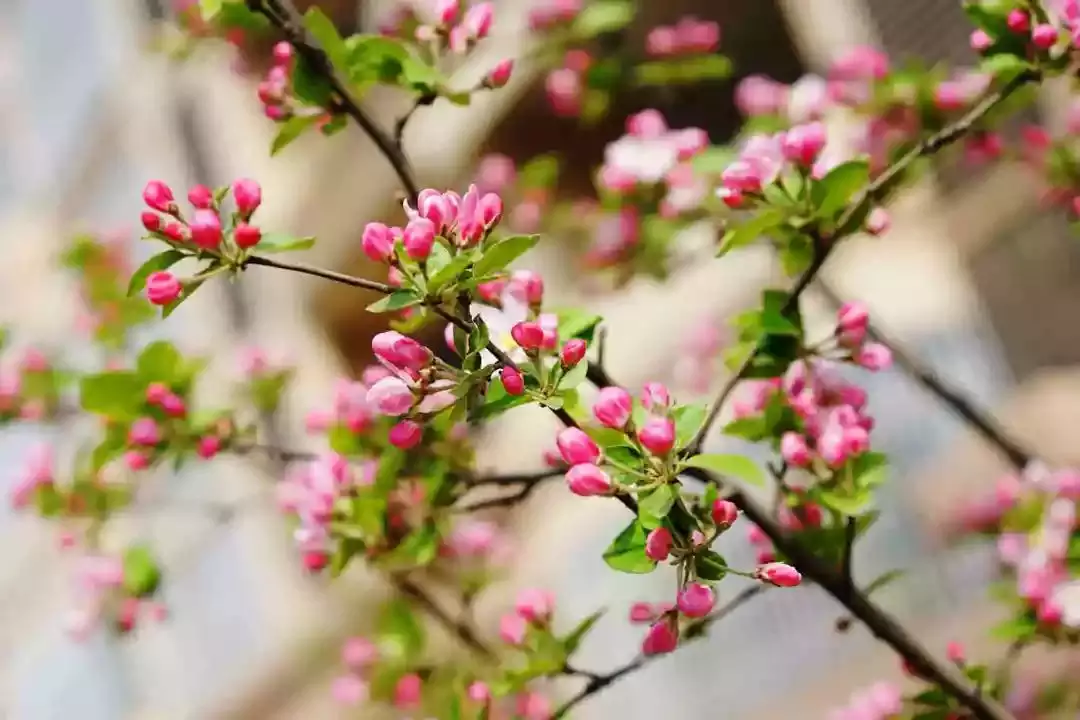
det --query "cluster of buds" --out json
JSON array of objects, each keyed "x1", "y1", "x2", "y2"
[
  {"x1": 139, "y1": 178, "x2": 265, "y2": 305},
  {"x1": 329, "y1": 638, "x2": 436, "y2": 713},
  {"x1": 498, "y1": 587, "x2": 555, "y2": 645},
  {"x1": 0, "y1": 348, "x2": 58, "y2": 422},
  {"x1": 65, "y1": 553, "x2": 168, "y2": 640},
  {"x1": 828, "y1": 681, "x2": 904, "y2": 720},
  {"x1": 124, "y1": 381, "x2": 234, "y2": 468},
  {"x1": 645, "y1": 16, "x2": 721, "y2": 58},
  {"x1": 425, "y1": 0, "x2": 495, "y2": 53},
  {"x1": 555, "y1": 381, "x2": 680, "y2": 497},
  {"x1": 544, "y1": 50, "x2": 590, "y2": 117},
  {"x1": 237, "y1": 346, "x2": 294, "y2": 414},
  {"x1": 439, "y1": 518, "x2": 513, "y2": 567},
  {"x1": 256, "y1": 41, "x2": 297, "y2": 121},
  {"x1": 830, "y1": 301, "x2": 894, "y2": 370},
  {"x1": 644, "y1": 495, "x2": 739, "y2": 563},
  {"x1": 970, "y1": 6, "x2": 1077, "y2": 54},
  {"x1": 717, "y1": 122, "x2": 828, "y2": 208},
  {"x1": 366, "y1": 331, "x2": 457, "y2": 444}
]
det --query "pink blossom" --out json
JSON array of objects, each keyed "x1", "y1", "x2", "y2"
[
  {"x1": 331, "y1": 675, "x2": 368, "y2": 705},
  {"x1": 516, "y1": 588, "x2": 555, "y2": 623},
  {"x1": 645, "y1": 527, "x2": 673, "y2": 561},
  {"x1": 712, "y1": 499, "x2": 738, "y2": 528},
  {"x1": 756, "y1": 562, "x2": 802, "y2": 587},
  {"x1": 565, "y1": 464, "x2": 613, "y2": 496},
  {"x1": 341, "y1": 637, "x2": 378, "y2": 669},
  {"x1": 676, "y1": 583, "x2": 715, "y2": 618},
  {"x1": 593, "y1": 387, "x2": 633, "y2": 428},
  {"x1": 393, "y1": 673, "x2": 422, "y2": 709},
  {"x1": 638, "y1": 417, "x2": 675, "y2": 456},
  {"x1": 641, "y1": 617, "x2": 679, "y2": 655},
  {"x1": 556, "y1": 427, "x2": 601, "y2": 466},
  {"x1": 499, "y1": 612, "x2": 528, "y2": 645},
  {"x1": 365, "y1": 376, "x2": 415, "y2": 416}
]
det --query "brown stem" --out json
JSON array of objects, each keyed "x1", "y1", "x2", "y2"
[
  {"x1": 244, "y1": 254, "x2": 396, "y2": 294},
  {"x1": 391, "y1": 575, "x2": 496, "y2": 661},
  {"x1": 814, "y1": 281, "x2": 1033, "y2": 471}
]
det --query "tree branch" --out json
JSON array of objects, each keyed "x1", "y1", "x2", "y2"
[
  {"x1": 814, "y1": 281, "x2": 1034, "y2": 471},
  {"x1": 244, "y1": 254, "x2": 396, "y2": 294},
  {"x1": 391, "y1": 574, "x2": 497, "y2": 661},
  {"x1": 249, "y1": 0, "x2": 421, "y2": 202},
  {"x1": 552, "y1": 586, "x2": 764, "y2": 718}
]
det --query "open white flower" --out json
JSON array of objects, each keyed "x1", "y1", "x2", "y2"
[
  {"x1": 471, "y1": 287, "x2": 530, "y2": 367},
  {"x1": 604, "y1": 134, "x2": 680, "y2": 185},
  {"x1": 1051, "y1": 580, "x2": 1080, "y2": 628}
]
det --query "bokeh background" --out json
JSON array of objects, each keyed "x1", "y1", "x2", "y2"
[{"x1": 3, "y1": 0, "x2": 1080, "y2": 718}]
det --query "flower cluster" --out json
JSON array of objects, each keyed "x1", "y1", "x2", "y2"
[
  {"x1": 255, "y1": 41, "x2": 301, "y2": 122},
  {"x1": 645, "y1": 17, "x2": 720, "y2": 58},
  {"x1": 0, "y1": 346, "x2": 61, "y2": 422}
]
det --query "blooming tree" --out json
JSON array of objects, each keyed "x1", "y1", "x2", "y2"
[{"x1": 6, "y1": 0, "x2": 1080, "y2": 718}]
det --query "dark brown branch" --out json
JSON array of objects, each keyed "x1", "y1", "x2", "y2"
[
  {"x1": 249, "y1": 0, "x2": 421, "y2": 202},
  {"x1": 552, "y1": 586, "x2": 764, "y2": 718},
  {"x1": 394, "y1": 93, "x2": 437, "y2": 152},
  {"x1": 244, "y1": 255, "x2": 396, "y2": 294},
  {"x1": 391, "y1": 574, "x2": 496, "y2": 661},
  {"x1": 814, "y1": 281, "x2": 1033, "y2": 471}
]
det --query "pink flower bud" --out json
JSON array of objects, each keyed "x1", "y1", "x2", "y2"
[
  {"x1": 403, "y1": 218, "x2": 436, "y2": 260},
  {"x1": 629, "y1": 602, "x2": 655, "y2": 623},
  {"x1": 1007, "y1": 9, "x2": 1030, "y2": 33},
  {"x1": 234, "y1": 223, "x2": 261, "y2": 249},
  {"x1": 272, "y1": 41, "x2": 293, "y2": 65},
  {"x1": 510, "y1": 270, "x2": 545, "y2": 304},
  {"x1": 645, "y1": 527, "x2": 672, "y2": 561},
  {"x1": 780, "y1": 432, "x2": 812, "y2": 467},
  {"x1": 487, "y1": 59, "x2": 513, "y2": 88},
  {"x1": 124, "y1": 450, "x2": 150, "y2": 470},
  {"x1": 468, "y1": 681, "x2": 491, "y2": 704},
  {"x1": 970, "y1": 28, "x2": 993, "y2": 52},
  {"x1": 187, "y1": 184, "x2": 214, "y2": 209},
  {"x1": 196, "y1": 436, "x2": 221, "y2": 459},
  {"x1": 515, "y1": 588, "x2": 555, "y2": 623},
  {"x1": 755, "y1": 561, "x2": 802, "y2": 587},
  {"x1": 190, "y1": 209, "x2": 223, "y2": 249},
  {"x1": 361, "y1": 222, "x2": 396, "y2": 262},
  {"x1": 435, "y1": 0, "x2": 460, "y2": 25},
  {"x1": 141, "y1": 211, "x2": 161, "y2": 232},
  {"x1": 593, "y1": 386, "x2": 633, "y2": 429},
  {"x1": 854, "y1": 342, "x2": 892, "y2": 371},
  {"x1": 565, "y1": 463, "x2": 612, "y2": 496},
  {"x1": 712, "y1": 499, "x2": 738, "y2": 528},
  {"x1": 946, "y1": 641, "x2": 965, "y2": 664},
  {"x1": 464, "y1": 2, "x2": 494, "y2": 38},
  {"x1": 676, "y1": 582, "x2": 715, "y2": 618},
  {"x1": 638, "y1": 417, "x2": 675, "y2": 456},
  {"x1": 163, "y1": 222, "x2": 187, "y2": 243},
  {"x1": 389, "y1": 420, "x2": 423, "y2": 449},
  {"x1": 372, "y1": 331, "x2": 433, "y2": 374},
  {"x1": 837, "y1": 301, "x2": 869, "y2": 335},
  {"x1": 161, "y1": 393, "x2": 186, "y2": 417},
  {"x1": 782, "y1": 122, "x2": 827, "y2": 166},
  {"x1": 511, "y1": 321, "x2": 545, "y2": 351},
  {"x1": 145, "y1": 272, "x2": 182, "y2": 306},
  {"x1": 554, "y1": 340, "x2": 586, "y2": 370},
  {"x1": 478, "y1": 192, "x2": 503, "y2": 226},
  {"x1": 555, "y1": 427, "x2": 601, "y2": 465},
  {"x1": 499, "y1": 612, "x2": 527, "y2": 645},
  {"x1": 1032, "y1": 23, "x2": 1058, "y2": 49},
  {"x1": 341, "y1": 637, "x2": 378, "y2": 669},
  {"x1": 641, "y1": 382, "x2": 671, "y2": 411},
  {"x1": 232, "y1": 178, "x2": 262, "y2": 216},
  {"x1": 365, "y1": 376, "x2": 415, "y2": 416},
  {"x1": 641, "y1": 617, "x2": 679, "y2": 655},
  {"x1": 303, "y1": 550, "x2": 329, "y2": 573},
  {"x1": 142, "y1": 180, "x2": 175, "y2": 213},
  {"x1": 394, "y1": 674, "x2": 422, "y2": 709},
  {"x1": 146, "y1": 382, "x2": 169, "y2": 405},
  {"x1": 864, "y1": 207, "x2": 890, "y2": 236},
  {"x1": 331, "y1": 675, "x2": 367, "y2": 706},
  {"x1": 128, "y1": 417, "x2": 161, "y2": 446},
  {"x1": 500, "y1": 366, "x2": 525, "y2": 396}
]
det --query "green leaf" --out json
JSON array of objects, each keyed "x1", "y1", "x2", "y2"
[
  {"x1": 562, "y1": 609, "x2": 604, "y2": 656},
  {"x1": 344, "y1": 34, "x2": 410, "y2": 86},
  {"x1": 555, "y1": 309, "x2": 602, "y2": 343},
  {"x1": 989, "y1": 613, "x2": 1038, "y2": 642},
  {"x1": 672, "y1": 404, "x2": 707, "y2": 449},
  {"x1": 377, "y1": 601, "x2": 426, "y2": 662},
  {"x1": 127, "y1": 250, "x2": 186, "y2": 297},
  {"x1": 558, "y1": 359, "x2": 588, "y2": 390},
  {"x1": 122, "y1": 545, "x2": 161, "y2": 597},
  {"x1": 980, "y1": 53, "x2": 1033, "y2": 83},
  {"x1": 472, "y1": 379, "x2": 531, "y2": 420},
  {"x1": 271, "y1": 115, "x2": 320, "y2": 156},
  {"x1": 80, "y1": 371, "x2": 145, "y2": 420},
  {"x1": 863, "y1": 569, "x2": 904, "y2": 596},
  {"x1": 718, "y1": 209, "x2": 786, "y2": 256},
  {"x1": 427, "y1": 253, "x2": 473, "y2": 293},
  {"x1": 198, "y1": 0, "x2": 223, "y2": 21},
  {"x1": 573, "y1": 0, "x2": 634, "y2": 37},
  {"x1": 474, "y1": 235, "x2": 539, "y2": 278},
  {"x1": 136, "y1": 341, "x2": 182, "y2": 383},
  {"x1": 811, "y1": 160, "x2": 869, "y2": 220},
  {"x1": 161, "y1": 279, "x2": 204, "y2": 319},
  {"x1": 690, "y1": 146, "x2": 735, "y2": 176},
  {"x1": 291, "y1": 55, "x2": 333, "y2": 105},
  {"x1": 367, "y1": 290, "x2": 422, "y2": 313},
  {"x1": 817, "y1": 486, "x2": 873, "y2": 516},
  {"x1": 602, "y1": 520, "x2": 656, "y2": 574},
  {"x1": 849, "y1": 452, "x2": 888, "y2": 489},
  {"x1": 303, "y1": 7, "x2": 349, "y2": 69},
  {"x1": 214, "y1": 0, "x2": 269, "y2": 29},
  {"x1": 254, "y1": 233, "x2": 316, "y2": 254},
  {"x1": 694, "y1": 550, "x2": 728, "y2": 581},
  {"x1": 34, "y1": 484, "x2": 64, "y2": 517},
  {"x1": 683, "y1": 453, "x2": 766, "y2": 487},
  {"x1": 638, "y1": 484, "x2": 677, "y2": 522}
]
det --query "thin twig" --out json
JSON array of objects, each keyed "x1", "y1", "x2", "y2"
[
  {"x1": 391, "y1": 574, "x2": 496, "y2": 661},
  {"x1": 814, "y1": 281, "x2": 1034, "y2": 471},
  {"x1": 244, "y1": 255, "x2": 396, "y2": 294},
  {"x1": 841, "y1": 516, "x2": 857, "y2": 586},
  {"x1": 249, "y1": 0, "x2": 421, "y2": 202},
  {"x1": 469, "y1": 468, "x2": 564, "y2": 488},
  {"x1": 393, "y1": 93, "x2": 437, "y2": 151},
  {"x1": 683, "y1": 69, "x2": 1040, "y2": 457},
  {"x1": 552, "y1": 586, "x2": 764, "y2": 718}
]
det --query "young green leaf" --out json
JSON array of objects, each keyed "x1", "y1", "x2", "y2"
[
  {"x1": 638, "y1": 484, "x2": 677, "y2": 522},
  {"x1": 271, "y1": 115, "x2": 320, "y2": 156},
  {"x1": 561, "y1": 609, "x2": 605, "y2": 655},
  {"x1": 811, "y1": 160, "x2": 869, "y2": 220},
  {"x1": 427, "y1": 253, "x2": 473, "y2": 293},
  {"x1": 558, "y1": 359, "x2": 589, "y2": 390},
  {"x1": 718, "y1": 209, "x2": 786, "y2": 256},
  {"x1": 602, "y1": 520, "x2": 657, "y2": 574},
  {"x1": 255, "y1": 233, "x2": 317, "y2": 254},
  {"x1": 573, "y1": 0, "x2": 634, "y2": 38},
  {"x1": 672, "y1": 404, "x2": 707, "y2": 448},
  {"x1": 136, "y1": 341, "x2": 182, "y2": 383},
  {"x1": 367, "y1": 290, "x2": 422, "y2": 313},
  {"x1": 694, "y1": 550, "x2": 728, "y2": 581},
  {"x1": 80, "y1": 371, "x2": 145, "y2": 420},
  {"x1": 683, "y1": 453, "x2": 766, "y2": 487},
  {"x1": 473, "y1": 235, "x2": 540, "y2": 278},
  {"x1": 303, "y1": 7, "x2": 349, "y2": 69},
  {"x1": 122, "y1": 545, "x2": 162, "y2": 597}
]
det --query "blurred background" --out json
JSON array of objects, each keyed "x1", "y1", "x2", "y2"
[{"x1": 3, "y1": 0, "x2": 1080, "y2": 718}]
